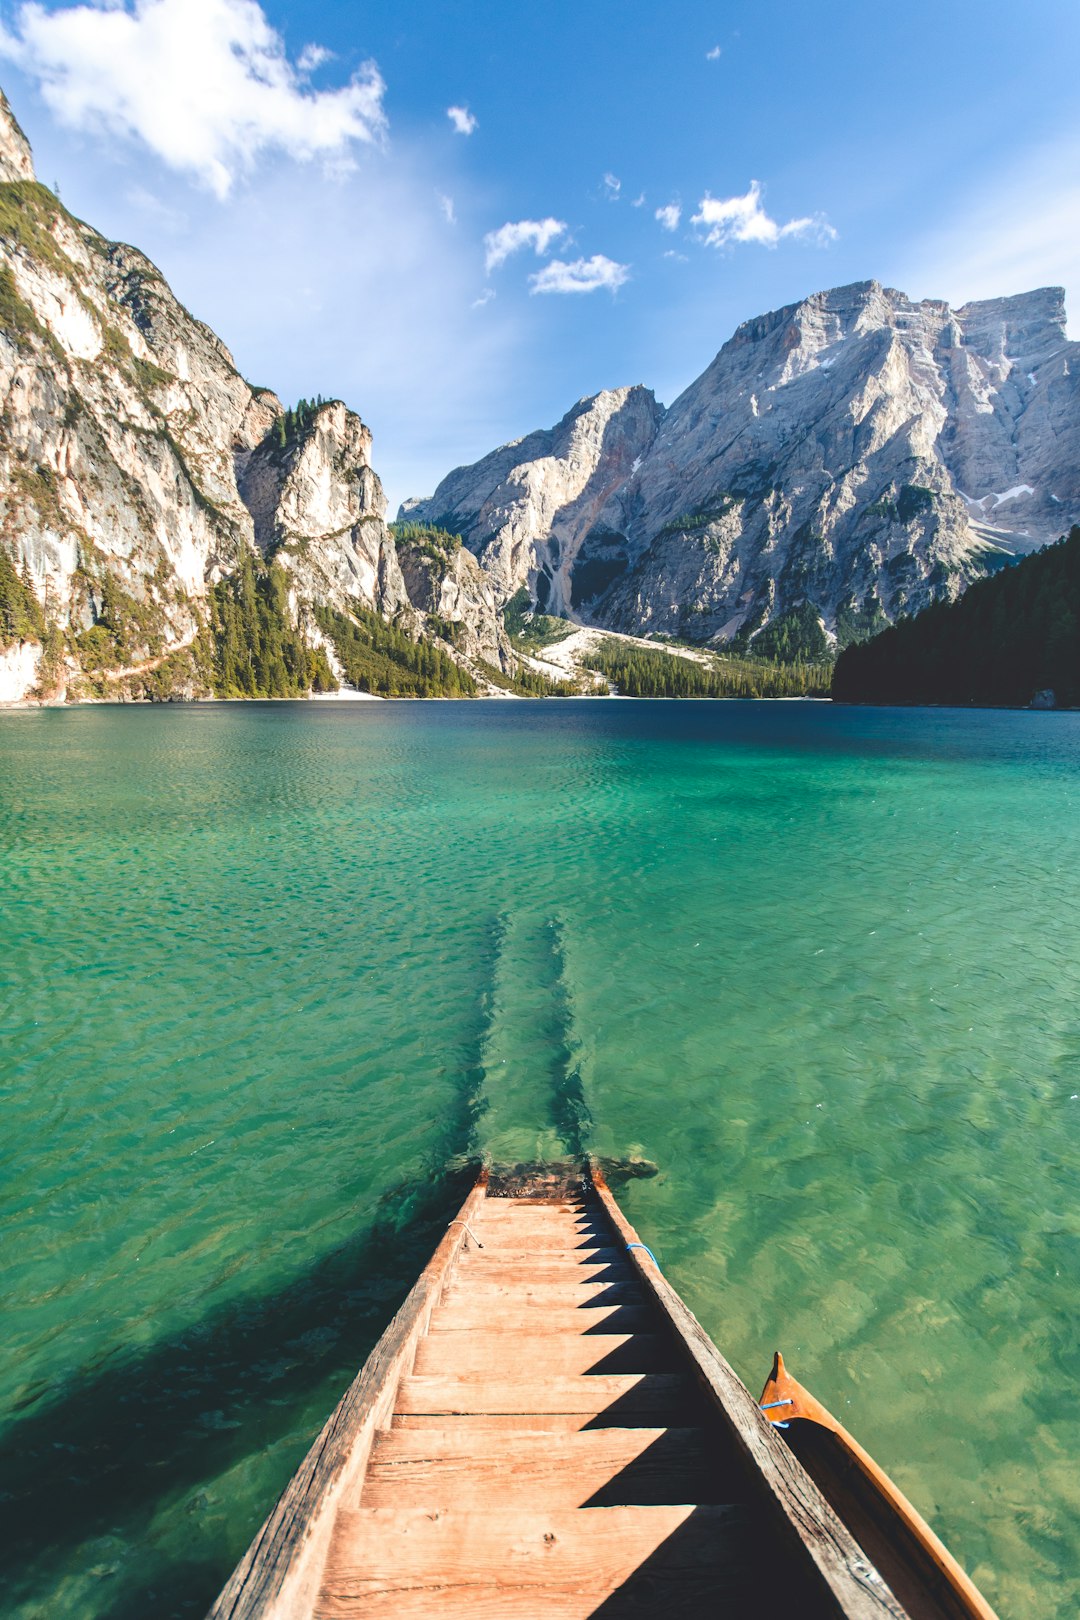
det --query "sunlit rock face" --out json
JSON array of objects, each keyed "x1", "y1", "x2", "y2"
[
  {"x1": 400, "y1": 386, "x2": 666, "y2": 612},
  {"x1": 0, "y1": 86, "x2": 505, "y2": 699},
  {"x1": 407, "y1": 281, "x2": 1080, "y2": 647}
]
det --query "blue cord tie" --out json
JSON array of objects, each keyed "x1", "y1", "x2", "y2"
[
  {"x1": 626, "y1": 1242, "x2": 659, "y2": 1267},
  {"x1": 760, "y1": 1397, "x2": 793, "y2": 1429}
]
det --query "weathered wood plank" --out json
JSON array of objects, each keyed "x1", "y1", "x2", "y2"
[
  {"x1": 458, "y1": 1246, "x2": 628, "y2": 1263},
  {"x1": 396, "y1": 1373, "x2": 689, "y2": 1416},
  {"x1": 360, "y1": 1426, "x2": 728, "y2": 1509},
  {"x1": 206, "y1": 1173, "x2": 489, "y2": 1620},
  {"x1": 429, "y1": 1302, "x2": 656, "y2": 1334},
  {"x1": 315, "y1": 1505, "x2": 759, "y2": 1618},
  {"x1": 412, "y1": 1331, "x2": 671, "y2": 1379},
  {"x1": 438, "y1": 1279, "x2": 644, "y2": 1305},
  {"x1": 590, "y1": 1164, "x2": 909, "y2": 1620}
]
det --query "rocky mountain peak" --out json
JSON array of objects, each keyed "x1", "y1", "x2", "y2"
[
  {"x1": 0, "y1": 89, "x2": 34, "y2": 184},
  {"x1": 0, "y1": 81, "x2": 510, "y2": 702},
  {"x1": 402, "y1": 382, "x2": 665, "y2": 610},
  {"x1": 407, "y1": 279, "x2": 1079, "y2": 653}
]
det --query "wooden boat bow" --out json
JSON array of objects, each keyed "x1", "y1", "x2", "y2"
[{"x1": 759, "y1": 1352, "x2": 999, "y2": 1620}]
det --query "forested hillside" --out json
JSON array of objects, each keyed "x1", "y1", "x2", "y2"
[{"x1": 832, "y1": 528, "x2": 1080, "y2": 708}]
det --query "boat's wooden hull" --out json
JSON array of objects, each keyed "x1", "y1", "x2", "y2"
[{"x1": 758, "y1": 1353, "x2": 997, "y2": 1620}]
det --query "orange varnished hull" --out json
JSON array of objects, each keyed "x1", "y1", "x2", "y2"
[{"x1": 759, "y1": 1353, "x2": 998, "y2": 1620}]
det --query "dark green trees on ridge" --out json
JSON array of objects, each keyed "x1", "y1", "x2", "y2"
[{"x1": 832, "y1": 527, "x2": 1080, "y2": 708}]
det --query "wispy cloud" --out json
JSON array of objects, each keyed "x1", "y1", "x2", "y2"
[
  {"x1": 437, "y1": 191, "x2": 455, "y2": 225},
  {"x1": 706, "y1": 45, "x2": 722, "y2": 60},
  {"x1": 631, "y1": 192, "x2": 646, "y2": 208},
  {"x1": 126, "y1": 183, "x2": 189, "y2": 234},
  {"x1": 529, "y1": 255, "x2": 629, "y2": 295},
  {"x1": 692, "y1": 181, "x2": 836, "y2": 248},
  {"x1": 655, "y1": 201, "x2": 681, "y2": 232},
  {"x1": 297, "y1": 42, "x2": 333, "y2": 74},
  {"x1": 0, "y1": 0, "x2": 387, "y2": 199},
  {"x1": 446, "y1": 104, "x2": 477, "y2": 135},
  {"x1": 472, "y1": 287, "x2": 495, "y2": 309},
  {"x1": 602, "y1": 171, "x2": 621, "y2": 201},
  {"x1": 483, "y1": 216, "x2": 565, "y2": 273}
]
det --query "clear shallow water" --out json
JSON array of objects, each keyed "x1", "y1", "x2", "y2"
[{"x1": 1, "y1": 700, "x2": 1078, "y2": 1618}]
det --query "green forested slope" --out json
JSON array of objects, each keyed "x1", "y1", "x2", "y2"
[
  {"x1": 832, "y1": 528, "x2": 1080, "y2": 708},
  {"x1": 583, "y1": 638, "x2": 832, "y2": 698}
]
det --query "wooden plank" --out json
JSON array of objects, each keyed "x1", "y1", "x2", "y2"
[
  {"x1": 429, "y1": 1302, "x2": 656, "y2": 1334},
  {"x1": 206, "y1": 1172, "x2": 489, "y2": 1620},
  {"x1": 392, "y1": 1412, "x2": 646, "y2": 1432},
  {"x1": 360, "y1": 1426, "x2": 729, "y2": 1509},
  {"x1": 590, "y1": 1164, "x2": 909, "y2": 1620},
  {"x1": 453, "y1": 1250, "x2": 628, "y2": 1263},
  {"x1": 481, "y1": 1200, "x2": 593, "y2": 1212},
  {"x1": 316, "y1": 1505, "x2": 759, "y2": 1618},
  {"x1": 438, "y1": 1279, "x2": 644, "y2": 1305},
  {"x1": 453, "y1": 1259, "x2": 632, "y2": 1283},
  {"x1": 396, "y1": 1373, "x2": 689, "y2": 1416},
  {"x1": 412, "y1": 1331, "x2": 671, "y2": 1379},
  {"x1": 476, "y1": 1211, "x2": 612, "y2": 1218}
]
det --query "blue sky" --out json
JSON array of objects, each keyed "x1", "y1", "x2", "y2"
[{"x1": 1, "y1": 0, "x2": 1079, "y2": 510}]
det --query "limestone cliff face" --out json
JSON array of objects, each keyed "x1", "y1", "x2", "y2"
[
  {"x1": 407, "y1": 281, "x2": 1080, "y2": 648},
  {"x1": 0, "y1": 92, "x2": 34, "y2": 185},
  {"x1": 0, "y1": 86, "x2": 505, "y2": 701},
  {"x1": 401, "y1": 386, "x2": 665, "y2": 612}
]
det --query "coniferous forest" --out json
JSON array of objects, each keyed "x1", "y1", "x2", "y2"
[
  {"x1": 582, "y1": 638, "x2": 832, "y2": 698},
  {"x1": 832, "y1": 527, "x2": 1080, "y2": 708}
]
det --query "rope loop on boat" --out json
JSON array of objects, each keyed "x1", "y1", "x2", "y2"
[
  {"x1": 760, "y1": 1397, "x2": 793, "y2": 1428},
  {"x1": 448, "y1": 1220, "x2": 484, "y2": 1250},
  {"x1": 626, "y1": 1241, "x2": 659, "y2": 1268}
]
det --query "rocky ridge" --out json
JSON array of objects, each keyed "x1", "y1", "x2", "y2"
[
  {"x1": 0, "y1": 89, "x2": 508, "y2": 702},
  {"x1": 406, "y1": 281, "x2": 1080, "y2": 650}
]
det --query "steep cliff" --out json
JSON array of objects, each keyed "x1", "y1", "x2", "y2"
[
  {"x1": 407, "y1": 281, "x2": 1080, "y2": 651},
  {"x1": 401, "y1": 386, "x2": 665, "y2": 612},
  {"x1": 0, "y1": 88, "x2": 507, "y2": 702}
]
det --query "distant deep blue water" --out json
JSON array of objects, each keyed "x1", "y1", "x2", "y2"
[{"x1": 2, "y1": 699, "x2": 1078, "y2": 1617}]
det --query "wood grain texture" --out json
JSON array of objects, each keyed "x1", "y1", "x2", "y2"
[
  {"x1": 396, "y1": 1373, "x2": 689, "y2": 1415},
  {"x1": 315, "y1": 1505, "x2": 758, "y2": 1618},
  {"x1": 437, "y1": 1279, "x2": 643, "y2": 1305},
  {"x1": 359, "y1": 1426, "x2": 723, "y2": 1509},
  {"x1": 412, "y1": 1331, "x2": 671, "y2": 1379},
  {"x1": 429, "y1": 1303, "x2": 656, "y2": 1334}
]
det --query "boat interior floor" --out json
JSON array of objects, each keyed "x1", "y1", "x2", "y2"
[{"x1": 313, "y1": 1186, "x2": 829, "y2": 1617}]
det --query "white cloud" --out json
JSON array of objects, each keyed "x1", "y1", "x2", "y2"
[
  {"x1": 0, "y1": 0, "x2": 386, "y2": 198},
  {"x1": 602, "y1": 172, "x2": 621, "y2": 201},
  {"x1": 298, "y1": 42, "x2": 332, "y2": 74},
  {"x1": 483, "y1": 216, "x2": 565, "y2": 273},
  {"x1": 706, "y1": 45, "x2": 722, "y2": 60},
  {"x1": 631, "y1": 192, "x2": 646, "y2": 208},
  {"x1": 472, "y1": 287, "x2": 495, "y2": 309},
  {"x1": 655, "y1": 201, "x2": 681, "y2": 232},
  {"x1": 691, "y1": 181, "x2": 836, "y2": 248},
  {"x1": 437, "y1": 191, "x2": 455, "y2": 225},
  {"x1": 529, "y1": 255, "x2": 630, "y2": 295},
  {"x1": 447, "y1": 104, "x2": 477, "y2": 135}
]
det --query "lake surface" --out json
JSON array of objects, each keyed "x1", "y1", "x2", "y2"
[{"x1": 2, "y1": 699, "x2": 1078, "y2": 1618}]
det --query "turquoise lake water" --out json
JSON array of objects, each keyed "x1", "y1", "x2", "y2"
[{"x1": 2, "y1": 699, "x2": 1079, "y2": 1617}]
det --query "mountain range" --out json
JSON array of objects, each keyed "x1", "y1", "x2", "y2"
[
  {"x1": 405, "y1": 282, "x2": 1080, "y2": 654},
  {"x1": 1, "y1": 77, "x2": 1077, "y2": 704}
]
